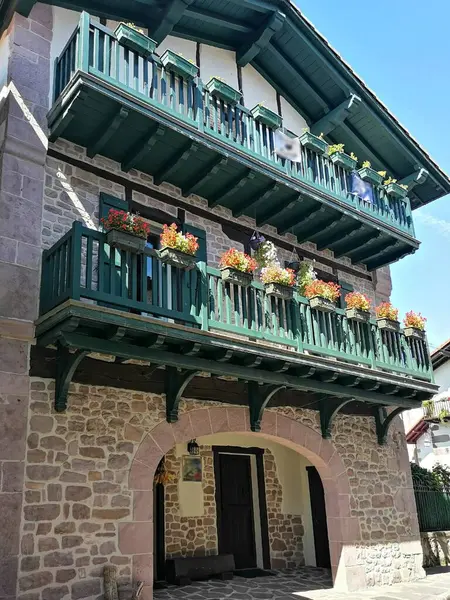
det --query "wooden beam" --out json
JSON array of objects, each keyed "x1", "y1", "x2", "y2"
[
  {"x1": 237, "y1": 10, "x2": 285, "y2": 67},
  {"x1": 181, "y1": 155, "x2": 228, "y2": 197},
  {"x1": 256, "y1": 195, "x2": 299, "y2": 227},
  {"x1": 165, "y1": 366, "x2": 198, "y2": 422},
  {"x1": 366, "y1": 245, "x2": 414, "y2": 271},
  {"x1": 121, "y1": 124, "x2": 165, "y2": 172},
  {"x1": 340, "y1": 121, "x2": 390, "y2": 171},
  {"x1": 296, "y1": 213, "x2": 343, "y2": 243},
  {"x1": 149, "y1": 0, "x2": 195, "y2": 43},
  {"x1": 55, "y1": 345, "x2": 88, "y2": 412},
  {"x1": 315, "y1": 222, "x2": 362, "y2": 251},
  {"x1": 48, "y1": 89, "x2": 87, "y2": 142},
  {"x1": 374, "y1": 406, "x2": 406, "y2": 445},
  {"x1": 153, "y1": 141, "x2": 199, "y2": 186},
  {"x1": 233, "y1": 182, "x2": 279, "y2": 218},
  {"x1": 333, "y1": 230, "x2": 380, "y2": 258},
  {"x1": 311, "y1": 94, "x2": 361, "y2": 136},
  {"x1": 398, "y1": 168, "x2": 429, "y2": 191},
  {"x1": 320, "y1": 397, "x2": 353, "y2": 439},
  {"x1": 185, "y1": 6, "x2": 250, "y2": 33},
  {"x1": 87, "y1": 107, "x2": 129, "y2": 159},
  {"x1": 208, "y1": 170, "x2": 255, "y2": 208},
  {"x1": 347, "y1": 238, "x2": 399, "y2": 264},
  {"x1": 278, "y1": 205, "x2": 325, "y2": 235}
]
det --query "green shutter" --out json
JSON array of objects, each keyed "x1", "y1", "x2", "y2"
[
  {"x1": 339, "y1": 280, "x2": 354, "y2": 309},
  {"x1": 99, "y1": 192, "x2": 129, "y2": 223},
  {"x1": 182, "y1": 224, "x2": 207, "y2": 262}
]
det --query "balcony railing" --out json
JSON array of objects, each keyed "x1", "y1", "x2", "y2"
[
  {"x1": 40, "y1": 222, "x2": 432, "y2": 382},
  {"x1": 52, "y1": 13, "x2": 415, "y2": 239},
  {"x1": 423, "y1": 398, "x2": 450, "y2": 421}
]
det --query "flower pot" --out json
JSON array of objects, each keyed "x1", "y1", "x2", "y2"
[
  {"x1": 346, "y1": 308, "x2": 370, "y2": 323},
  {"x1": 299, "y1": 132, "x2": 327, "y2": 154},
  {"x1": 160, "y1": 50, "x2": 198, "y2": 80},
  {"x1": 206, "y1": 78, "x2": 241, "y2": 105},
  {"x1": 114, "y1": 24, "x2": 156, "y2": 58},
  {"x1": 404, "y1": 326, "x2": 426, "y2": 340},
  {"x1": 221, "y1": 267, "x2": 253, "y2": 287},
  {"x1": 250, "y1": 104, "x2": 282, "y2": 129},
  {"x1": 385, "y1": 182, "x2": 408, "y2": 199},
  {"x1": 264, "y1": 283, "x2": 294, "y2": 300},
  {"x1": 358, "y1": 167, "x2": 383, "y2": 186},
  {"x1": 106, "y1": 229, "x2": 146, "y2": 254},
  {"x1": 330, "y1": 151, "x2": 357, "y2": 171},
  {"x1": 159, "y1": 247, "x2": 197, "y2": 270},
  {"x1": 377, "y1": 318, "x2": 400, "y2": 332},
  {"x1": 309, "y1": 296, "x2": 336, "y2": 313}
]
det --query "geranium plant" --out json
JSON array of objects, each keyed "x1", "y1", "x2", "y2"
[
  {"x1": 404, "y1": 311, "x2": 427, "y2": 331},
  {"x1": 101, "y1": 209, "x2": 150, "y2": 239},
  {"x1": 219, "y1": 248, "x2": 257, "y2": 273},
  {"x1": 375, "y1": 302, "x2": 399, "y2": 321},
  {"x1": 260, "y1": 264, "x2": 296, "y2": 287},
  {"x1": 304, "y1": 280, "x2": 341, "y2": 303},
  {"x1": 160, "y1": 223, "x2": 199, "y2": 256},
  {"x1": 345, "y1": 291, "x2": 371, "y2": 312}
]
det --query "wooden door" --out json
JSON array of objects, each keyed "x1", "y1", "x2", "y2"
[
  {"x1": 215, "y1": 453, "x2": 257, "y2": 569},
  {"x1": 306, "y1": 466, "x2": 331, "y2": 568}
]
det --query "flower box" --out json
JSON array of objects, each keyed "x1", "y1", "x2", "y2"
[
  {"x1": 310, "y1": 296, "x2": 336, "y2": 313},
  {"x1": 159, "y1": 247, "x2": 197, "y2": 270},
  {"x1": 264, "y1": 283, "x2": 294, "y2": 301},
  {"x1": 330, "y1": 152, "x2": 357, "y2": 171},
  {"x1": 114, "y1": 24, "x2": 156, "y2": 58},
  {"x1": 160, "y1": 50, "x2": 198, "y2": 80},
  {"x1": 206, "y1": 77, "x2": 241, "y2": 105},
  {"x1": 358, "y1": 167, "x2": 383, "y2": 186},
  {"x1": 385, "y1": 182, "x2": 408, "y2": 199},
  {"x1": 346, "y1": 308, "x2": 370, "y2": 323},
  {"x1": 250, "y1": 104, "x2": 282, "y2": 129},
  {"x1": 106, "y1": 230, "x2": 146, "y2": 254},
  {"x1": 221, "y1": 267, "x2": 253, "y2": 287},
  {"x1": 377, "y1": 318, "x2": 400, "y2": 332},
  {"x1": 299, "y1": 132, "x2": 327, "y2": 154},
  {"x1": 404, "y1": 326, "x2": 426, "y2": 340}
]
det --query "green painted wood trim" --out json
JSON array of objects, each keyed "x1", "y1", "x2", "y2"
[
  {"x1": 248, "y1": 381, "x2": 285, "y2": 432},
  {"x1": 150, "y1": 0, "x2": 195, "y2": 43},
  {"x1": 55, "y1": 346, "x2": 88, "y2": 412},
  {"x1": 319, "y1": 397, "x2": 353, "y2": 439},
  {"x1": 87, "y1": 106, "x2": 129, "y2": 158},
  {"x1": 236, "y1": 10, "x2": 285, "y2": 67},
  {"x1": 373, "y1": 406, "x2": 406, "y2": 445},
  {"x1": 160, "y1": 49, "x2": 199, "y2": 80},
  {"x1": 165, "y1": 366, "x2": 198, "y2": 422},
  {"x1": 310, "y1": 94, "x2": 361, "y2": 136}
]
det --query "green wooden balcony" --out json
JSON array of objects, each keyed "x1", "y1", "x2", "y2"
[
  {"x1": 38, "y1": 223, "x2": 433, "y2": 391},
  {"x1": 48, "y1": 13, "x2": 419, "y2": 270}
]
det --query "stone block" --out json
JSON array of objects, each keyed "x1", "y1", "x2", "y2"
[
  {"x1": 92, "y1": 508, "x2": 130, "y2": 520},
  {"x1": 2, "y1": 461, "x2": 24, "y2": 492},
  {"x1": 0, "y1": 236, "x2": 17, "y2": 263},
  {"x1": 38, "y1": 538, "x2": 59, "y2": 552},
  {"x1": 0, "y1": 396, "x2": 27, "y2": 460},
  {"x1": 29, "y1": 415, "x2": 53, "y2": 434},
  {"x1": 43, "y1": 551, "x2": 73, "y2": 568},
  {"x1": 0, "y1": 556, "x2": 18, "y2": 595},
  {"x1": 41, "y1": 585, "x2": 69, "y2": 600},
  {"x1": 119, "y1": 522, "x2": 153, "y2": 554},
  {"x1": 19, "y1": 571, "x2": 53, "y2": 592},
  {"x1": 71, "y1": 579, "x2": 101, "y2": 599},
  {"x1": 0, "y1": 492, "x2": 22, "y2": 559},
  {"x1": 72, "y1": 503, "x2": 90, "y2": 520},
  {"x1": 21, "y1": 556, "x2": 40, "y2": 571},
  {"x1": 26, "y1": 465, "x2": 60, "y2": 481},
  {"x1": 65, "y1": 486, "x2": 92, "y2": 501},
  {"x1": 55, "y1": 569, "x2": 76, "y2": 583},
  {"x1": 0, "y1": 194, "x2": 42, "y2": 248},
  {"x1": 24, "y1": 503, "x2": 60, "y2": 521}
]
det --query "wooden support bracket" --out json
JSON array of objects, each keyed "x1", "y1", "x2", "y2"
[
  {"x1": 237, "y1": 10, "x2": 285, "y2": 66},
  {"x1": 165, "y1": 366, "x2": 198, "y2": 423},
  {"x1": 310, "y1": 94, "x2": 361, "y2": 136},
  {"x1": 87, "y1": 107, "x2": 129, "y2": 158},
  {"x1": 319, "y1": 397, "x2": 353, "y2": 439},
  {"x1": 55, "y1": 345, "x2": 88, "y2": 412},
  {"x1": 248, "y1": 381, "x2": 284, "y2": 432},
  {"x1": 373, "y1": 406, "x2": 406, "y2": 445}
]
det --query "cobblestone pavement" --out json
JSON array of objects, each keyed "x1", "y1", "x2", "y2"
[{"x1": 154, "y1": 568, "x2": 450, "y2": 600}]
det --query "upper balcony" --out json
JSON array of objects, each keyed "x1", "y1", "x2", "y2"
[
  {"x1": 48, "y1": 14, "x2": 420, "y2": 270},
  {"x1": 36, "y1": 221, "x2": 436, "y2": 441}
]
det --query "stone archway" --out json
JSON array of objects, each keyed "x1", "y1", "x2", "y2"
[{"x1": 120, "y1": 407, "x2": 355, "y2": 598}]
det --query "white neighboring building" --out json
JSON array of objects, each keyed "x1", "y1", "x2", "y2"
[{"x1": 404, "y1": 340, "x2": 450, "y2": 468}]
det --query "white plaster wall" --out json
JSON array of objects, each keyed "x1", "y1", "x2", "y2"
[
  {"x1": 241, "y1": 63, "x2": 277, "y2": 112},
  {"x1": 199, "y1": 44, "x2": 238, "y2": 91},
  {"x1": 0, "y1": 30, "x2": 10, "y2": 88},
  {"x1": 156, "y1": 35, "x2": 196, "y2": 64},
  {"x1": 49, "y1": 7, "x2": 82, "y2": 106},
  {"x1": 281, "y1": 96, "x2": 308, "y2": 135},
  {"x1": 174, "y1": 432, "x2": 316, "y2": 567},
  {"x1": 435, "y1": 361, "x2": 450, "y2": 392}
]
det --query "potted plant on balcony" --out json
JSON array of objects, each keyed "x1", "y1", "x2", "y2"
[
  {"x1": 357, "y1": 161, "x2": 384, "y2": 186},
  {"x1": 114, "y1": 23, "x2": 157, "y2": 57},
  {"x1": 159, "y1": 223, "x2": 199, "y2": 270},
  {"x1": 403, "y1": 311, "x2": 427, "y2": 340},
  {"x1": 345, "y1": 291, "x2": 372, "y2": 322},
  {"x1": 205, "y1": 76, "x2": 241, "y2": 105},
  {"x1": 250, "y1": 103, "x2": 282, "y2": 129},
  {"x1": 219, "y1": 248, "x2": 257, "y2": 287},
  {"x1": 383, "y1": 177, "x2": 408, "y2": 199},
  {"x1": 375, "y1": 302, "x2": 400, "y2": 332},
  {"x1": 304, "y1": 280, "x2": 341, "y2": 313},
  {"x1": 254, "y1": 240, "x2": 278, "y2": 268},
  {"x1": 101, "y1": 209, "x2": 150, "y2": 254},
  {"x1": 328, "y1": 143, "x2": 358, "y2": 171},
  {"x1": 299, "y1": 129, "x2": 327, "y2": 154},
  {"x1": 422, "y1": 400, "x2": 433, "y2": 419},
  {"x1": 260, "y1": 264, "x2": 296, "y2": 300},
  {"x1": 160, "y1": 50, "x2": 198, "y2": 80}
]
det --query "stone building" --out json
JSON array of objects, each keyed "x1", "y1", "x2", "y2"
[{"x1": 0, "y1": 2, "x2": 448, "y2": 599}]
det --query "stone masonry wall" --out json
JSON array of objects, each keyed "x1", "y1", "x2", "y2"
[{"x1": 17, "y1": 377, "x2": 421, "y2": 599}]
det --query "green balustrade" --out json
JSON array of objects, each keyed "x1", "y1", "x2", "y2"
[
  {"x1": 52, "y1": 13, "x2": 415, "y2": 239},
  {"x1": 40, "y1": 223, "x2": 432, "y2": 382}
]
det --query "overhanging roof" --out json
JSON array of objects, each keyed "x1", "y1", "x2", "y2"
[
  {"x1": 2, "y1": 0, "x2": 449, "y2": 206},
  {"x1": 431, "y1": 339, "x2": 450, "y2": 370}
]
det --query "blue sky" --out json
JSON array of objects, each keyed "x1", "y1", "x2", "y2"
[{"x1": 296, "y1": 0, "x2": 450, "y2": 350}]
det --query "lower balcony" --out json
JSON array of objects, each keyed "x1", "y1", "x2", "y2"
[
  {"x1": 47, "y1": 13, "x2": 419, "y2": 270},
  {"x1": 35, "y1": 223, "x2": 436, "y2": 443}
]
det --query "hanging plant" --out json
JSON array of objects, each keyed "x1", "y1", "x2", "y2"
[
  {"x1": 254, "y1": 240, "x2": 278, "y2": 268},
  {"x1": 297, "y1": 262, "x2": 316, "y2": 296},
  {"x1": 154, "y1": 463, "x2": 177, "y2": 486},
  {"x1": 249, "y1": 231, "x2": 266, "y2": 251}
]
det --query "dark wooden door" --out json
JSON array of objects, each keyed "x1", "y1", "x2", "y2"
[
  {"x1": 153, "y1": 476, "x2": 165, "y2": 583},
  {"x1": 306, "y1": 466, "x2": 331, "y2": 568},
  {"x1": 215, "y1": 453, "x2": 256, "y2": 569}
]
